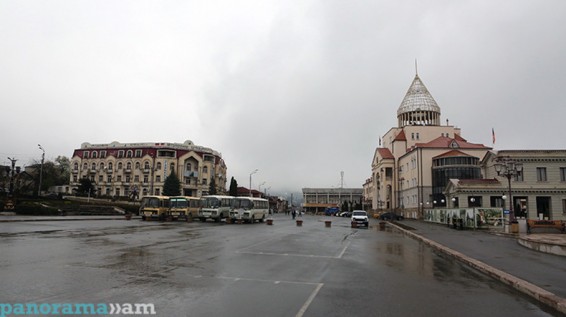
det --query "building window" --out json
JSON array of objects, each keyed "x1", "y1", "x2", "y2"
[
  {"x1": 536, "y1": 167, "x2": 547, "y2": 182},
  {"x1": 74, "y1": 163, "x2": 79, "y2": 171},
  {"x1": 98, "y1": 175, "x2": 103, "y2": 182},
  {"x1": 144, "y1": 162, "x2": 150, "y2": 170},
  {"x1": 100, "y1": 151, "x2": 107, "y2": 158},
  {"x1": 514, "y1": 170, "x2": 524, "y2": 182},
  {"x1": 91, "y1": 163, "x2": 96, "y2": 171},
  {"x1": 115, "y1": 188, "x2": 121, "y2": 197},
  {"x1": 118, "y1": 162, "x2": 123, "y2": 170},
  {"x1": 156, "y1": 175, "x2": 161, "y2": 182},
  {"x1": 143, "y1": 175, "x2": 148, "y2": 183},
  {"x1": 126, "y1": 150, "x2": 133, "y2": 158},
  {"x1": 107, "y1": 175, "x2": 112, "y2": 182},
  {"x1": 155, "y1": 188, "x2": 160, "y2": 195},
  {"x1": 126, "y1": 175, "x2": 131, "y2": 183},
  {"x1": 108, "y1": 162, "x2": 113, "y2": 171},
  {"x1": 134, "y1": 175, "x2": 139, "y2": 182},
  {"x1": 100, "y1": 162, "x2": 105, "y2": 171},
  {"x1": 411, "y1": 133, "x2": 415, "y2": 140},
  {"x1": 416, "y1": 133, "x2": 420, "y2": 140},
  {"x1": 156, "y1": 162, "x2": 162, "y2": 170},
  {"x1": 117, "y1": 175, "x2": 122, "y2": 182},
  {"x1": 126, "y1": 162, "x2": 132, "y2": 170},
  {"x1": 135, "y1": 162, "x2": 140, "y2": 169},
  {"x1": 118, "y1": 150, "x2": 124, "y2": 158},
  {"x1": 84, "y1": 151, "x2": 90, "y2": 159},
  {"x1": 73, "y1": 175, "x2": 78, "y2": 182},
  {"x1": 135, "y1": 150, "x2": 142, "y2": 158},
  {"x1": 203, "y1": 166, "x2": 208, "y2": 174},
  {"x1": 560, "y1": 168, "x2": 566, "y2": 182},
  {"x1": 92, "y1": 151, "x2": 98, "y2": 158}
]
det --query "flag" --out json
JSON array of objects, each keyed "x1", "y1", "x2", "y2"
[{"x1": 492, "y1": 128, "x2": 496, "y2": 144}]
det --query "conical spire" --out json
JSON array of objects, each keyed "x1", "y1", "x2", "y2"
[{"x1": 397, "y1": 74, "x2": 441, "y2": 127}]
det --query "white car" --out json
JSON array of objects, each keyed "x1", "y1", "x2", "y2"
[{"x1": 351, "y1": 210, "x2": 369, "y2": 227}]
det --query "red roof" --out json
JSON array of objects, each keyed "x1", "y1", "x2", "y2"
[
  {"x1": 377, "y1": 148, "x2": 394, "y2": 159},
  {"x1": 416, "y1": 136, "x2": 489, "y2": 149},
  {"x1": 394, "y1": 130, "x2": 407, "y2": 141},
  {"x1": 433, "y1": 150, "x2": 474, "y2": 159}
]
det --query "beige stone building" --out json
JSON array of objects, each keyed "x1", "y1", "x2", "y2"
[
  {"x1": 367, "y1": 73, "x2": 491, "y2": 218},
  {"x1": 446, "y1": 150, "x2": 566, "y2": 221},
  {"x1": 366, "y1": 72, "x2": 566, "y2": 221},
  {"x1": 302, "y1": 187, "x2": 363, "y2": 214},
  {"x1": 70, "y1": 140, "x2": 227, "y2": 199}
]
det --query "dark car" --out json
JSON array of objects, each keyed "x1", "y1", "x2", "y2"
[{"x1": 378, "y1": 212, "x2": 404, "y2": 221}]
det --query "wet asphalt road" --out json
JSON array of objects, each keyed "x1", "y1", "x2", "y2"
[{"x1": 0, "y1": 214, "x2": 562, "y2": 317}]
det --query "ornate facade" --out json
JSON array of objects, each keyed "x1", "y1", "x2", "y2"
[{"x1": 70, "y1": 140, "x2": 227, "y2": 198}]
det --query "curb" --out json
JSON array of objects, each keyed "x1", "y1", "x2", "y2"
[{"x1": 390, "y1": 222, "x2": 566, "y2": 315}]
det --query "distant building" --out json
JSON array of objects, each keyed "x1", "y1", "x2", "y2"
[
  {"x1": 70, "y1": 140, "x2": 227, "y2": 199},
  {"x1": 302, "y1": 187, "x2": 363, "y2": 214}
]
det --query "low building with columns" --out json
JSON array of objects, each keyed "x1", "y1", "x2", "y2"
[{"x1": 70, "y1": 140, "x2": 227, "y2": 199}]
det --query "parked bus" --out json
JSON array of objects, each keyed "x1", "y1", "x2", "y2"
[
  {"x1": 230, "y1": 197, "x2": 269, "y2": 223},
  {"x1": 139, "y1": 196, "x2": 170, "y2": 221},
  {"x1": 199, "y1": 195, "x2": 234, "y2": 222},
  {"x1": 169, "y1": 196, "x2": 201, "y2": 221}
]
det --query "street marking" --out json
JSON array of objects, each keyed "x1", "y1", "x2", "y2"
[
  {"x1": 336, "y1": 241, "x2": 351, "y2": 259},
  {"x1": 296, "y1": 283, "x2": 324, "y2": 317}
]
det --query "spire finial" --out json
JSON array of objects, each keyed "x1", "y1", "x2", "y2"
[{"x1": 415, "y1": 59, "x2": 418, "y2": 76}]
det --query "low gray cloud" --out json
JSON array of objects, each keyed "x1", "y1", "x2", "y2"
[{"x1": 1, "y1": 0, "x2": 565, "y2": 196}]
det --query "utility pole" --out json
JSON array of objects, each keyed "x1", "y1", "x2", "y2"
[
  {"x1": 7, "y1": 157, "x2": 17, "y2": 195},
  {"x1": 38, "y1": 144, "x2": 45, "y2": 197}
]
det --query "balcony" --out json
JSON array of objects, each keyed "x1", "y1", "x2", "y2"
[
  {"x1": 124, "y1": 169, "x2": 132, "y2": 174},
  {"x1": 143, "y1": 168, "x2": 151, "y2": 174}
]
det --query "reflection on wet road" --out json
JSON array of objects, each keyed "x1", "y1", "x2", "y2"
[{"x1": 0, "y1": 215, "x2": 560, "y2": 317}]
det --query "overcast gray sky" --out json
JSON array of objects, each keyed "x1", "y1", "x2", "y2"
[{"x1": 1, "y1": 0, "x2": 565, "y2": 196}]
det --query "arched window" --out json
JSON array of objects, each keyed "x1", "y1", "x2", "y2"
[
  {"x1": 126, "y1": 162, "x2": 132, "y2": 170},
  {"x1": 74, "y1": 162, "x2": 79, "y2": 171},
  {"x1": 157, "y1": 162, "x2": 162, "y2": 170},
  {"x1": 118, "y1": 162, "x2": 123, "y2": 170},
  {"x1": 126, "y1": 150, "x2": 133, "y2": 158},
  {"x1": 92, "y1": 151, "x2": 98, "y2": 158},
  {"x1": 91, "y1": 163, "x2": 96, "y2": 170},
  {"x1": 144, "y1": 162, "x2": 150, "y2": 170},
  {"x1": 135, "y1": 162, "x2": 141, "y2": 169},
  {"x1": 108, "y1": 162, "x2": 113, "y2": 171},
  {"x1": 186, "y1": 163, "x2": 192, "y2": 171},
  {"x1": 203, "y1": 166, "x2": 208, "y2": 174},
  {"x1": 100, "y1": 162, "x2": 105, "y2": 171},
  {"x1": 83, "y1": 163, "x2": 88, "y2": 170}
]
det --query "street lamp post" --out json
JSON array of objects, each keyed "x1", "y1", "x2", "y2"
[
  {"x1": 494, "y1": 157, "x2": 523, "y2": 222},
  {"x1": 249, "y1": 169, "x2": 258, "y2": 197},
  {"x1": 38, "y1": 144, "x2": 45, "y2": 197}
]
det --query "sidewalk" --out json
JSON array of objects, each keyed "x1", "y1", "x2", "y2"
[{"x1": 391, "y1": 220, "x2": 566, "y2": 315}]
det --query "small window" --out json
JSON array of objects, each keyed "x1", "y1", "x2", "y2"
[
  {"x1": 203, "y1": 166, "x2": 208, "y2": 174},
  {"x1": 92, "y1": 151, "x2": 98, "y2": 158},
  {"x1": 144, "y1": 162, "x2": 150, "y2": 170},
  {"x1": 135, "y1": 150, "x2": 142, "y2": 157},
  {"x1": 126, "y1": 162, "x2": 132, "y2": 170},
  {"x1": 84, "y1": 151, "x2": 90, "y2": 159},
  {"x1": 156, "y1": 175, "x2": 161, "y2": 182},
  {"x1": 135, "y1": 162, "x2": 140, "y2": 169},
  {"x1": 560, "y1": 168, "x2": 566, "y2": 182},
  {"x1": 100, "y1": 150, "x2": 107, "y2": 158},
  {"x1": 126, "y1": 150, "x2": 133, "y2": 158},
  {"x1": 157, "y1": 162, "x2": 162, "y2": 170},
  {"x1": 118, "y1": 162, "x2": 123, "y2": 170},
  {"x1": 536, "y1": 167, "x2": 547, "y2": 182},
  {"x1": 118, "y1": 150, "x2": 124, "y2": 158}
]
